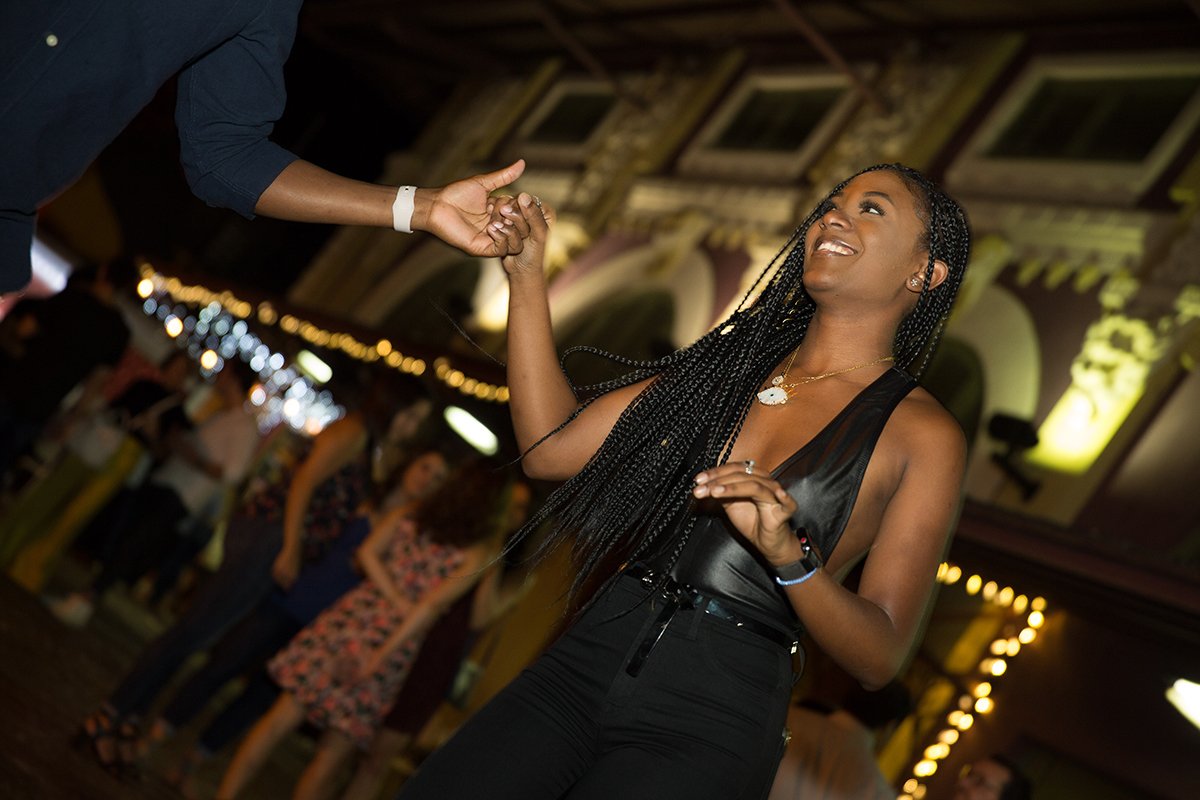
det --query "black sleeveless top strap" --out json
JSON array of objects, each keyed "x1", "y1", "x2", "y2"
[{"x1": 647, "y1": 367, "x2": 917, "y2": 631}]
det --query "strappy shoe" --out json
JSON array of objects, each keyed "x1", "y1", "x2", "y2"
[
  {"x1": 113, "y1": 719, "x2": 144, "y2": 782},
  {"x1": 72, "y1": 709, "x2": 121, "y2": 777}
]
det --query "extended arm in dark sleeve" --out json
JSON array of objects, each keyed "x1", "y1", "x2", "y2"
[
  {"x1": 171, "y1": 2, "x2": 530, "y2": 259},
  {"x1": 174, "y1": 1, "x2": 299, "y2": 217}
]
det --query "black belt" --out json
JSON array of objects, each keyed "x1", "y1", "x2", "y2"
[{"x1": 621, "y1": 563, "x2": 798, "y2": 677}]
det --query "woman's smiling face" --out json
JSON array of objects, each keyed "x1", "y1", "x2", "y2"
[
  {"x1": 802, "y1": 169, "x2": 931, "y2": 307},
  {"x1": 401, "y1": 450, "x2": 448, "y2": 499}
]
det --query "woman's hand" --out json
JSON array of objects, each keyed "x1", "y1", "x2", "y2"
[
  {"x1": 271, "y1": 545, "x2": 302, "y2": 590},
  {"x1": 692, "y1": 462, "x2": 802, "y2": 566},
  {"x1": 332, "y1": 647, "x2": 388, "y2": 686},
  {"x1": 486, "y1": 193, "x2": 554, "y2": 277},
  {"x1": 332, "y1": 651, "x2": 379, "y2": 686},
  {"x1": 386, "y1": 591, "x2": 413, "y2": 618}
]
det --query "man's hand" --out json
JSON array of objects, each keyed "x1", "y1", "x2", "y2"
[
  {"x1": 414, "y1": 160, "x2": 529, "y2": 258},
  {"x1": 255, "y1": 159, "x2": 529, "y2": 258}
]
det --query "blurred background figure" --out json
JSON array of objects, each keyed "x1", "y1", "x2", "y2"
[
  {"x1": 46, "y1": 360, "x2": 262, "y2": 626},
  {"x1": 769, "y1": 680, "x2": 913, "y2": 800},
  {"x1": 954, "y1": 755, "x2": 1033, "y2": 800},
  {"x1": 1, "y1": 349, "x2": 193, "y2": 590},
  {"x1": 151, "y1": 447, "x2": 451, "y2": 798},
  {"x1": 339, "y1": 477, "x2": 536, "y2": 800},
  {"x1": 215, "y1": 459, "x2": 512, "y2": 800},
  {"x1": 73, "y1": 371, "x2": 432, "y2": 779},
  {"x1": 0, "y1": 261, "x2": 132, "y2": 483}
]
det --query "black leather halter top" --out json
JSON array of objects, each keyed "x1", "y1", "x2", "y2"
[{"x1": 645, "y1": 367, "x2": 917, "y2": 631}]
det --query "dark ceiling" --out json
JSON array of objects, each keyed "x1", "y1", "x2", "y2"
[
  {"x1": 93, "y1": 0, "x2": 1199, "y2": 289},
  {"x1": 300, "y1": 0, "x2": 1200, "y2": 116}
]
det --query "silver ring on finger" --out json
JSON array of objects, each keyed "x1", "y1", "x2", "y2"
[
  {"x1": 533, "y1": 195, "x2": 543, "y2": 209},
  {"x1": 743, "y1": 459, "x2": 755, "y2": 475}
]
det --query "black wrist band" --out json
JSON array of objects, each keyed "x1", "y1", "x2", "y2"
[{"x1": 773, "y1": 529, "x2": 824, "y2": 582}]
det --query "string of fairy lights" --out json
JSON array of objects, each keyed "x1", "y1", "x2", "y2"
[
  {"x1": 896, "y1": 562, "x2": 1048, "y2": 800},
  {"x1": 133, "y1": 263, "x2": 510, "y2": 434}
]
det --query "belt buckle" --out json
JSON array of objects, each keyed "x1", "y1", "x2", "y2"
[{"x1": 627, "y1": 587, "x2": 682, "y2": 677}]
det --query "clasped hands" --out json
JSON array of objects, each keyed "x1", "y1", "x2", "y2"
[
  {"x1": 484, "y1": 192, "x2": 554, "y2": 275},
  {"x1": 423, "y1": 159, "x2": 553, "y2": 260},
  {"x1": 692, "y1": 462, "x2": 805, "y2": 567}
]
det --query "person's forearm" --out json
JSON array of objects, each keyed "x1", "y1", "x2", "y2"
[
  {"x1": 254, "y1": 160, "x2": 436, "y2": 230},
  {"x1": 505, "y1": 271, "x2": 579, "y2": 457},
  {"x1": 359, "y1": 548, "x2": 408, "y2": 611},
  {"x1": 782, "y1": 572, "x2": 915, "y2": 689},
  {"x1": 280, "y1": 476, "x2": 317, "y2": 554}
]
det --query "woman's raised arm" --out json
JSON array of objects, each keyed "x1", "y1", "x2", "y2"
[{"x1": 491, "y1": 195, "x2": 648, "y2": 481}]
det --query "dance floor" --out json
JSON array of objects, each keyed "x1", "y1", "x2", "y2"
[{"x1": 0, "y1": 574, "x2": 316, "y2": 799}]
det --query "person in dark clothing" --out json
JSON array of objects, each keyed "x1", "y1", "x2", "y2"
[
  {"x1": 396, "y1": 164, "x2": 971, "y2": 800},
  {"x1": 0, "y1": 264, "x2": 130, "y2": 473},
  {"x1": 1, "y1": 350, "x2": 193, "y2": 588},
  {"x1": 0, "y1": 1, "x2": 529, "y2": 295},
  {"x1": 46, "y1": 360, "x2": 262, "y2": 627}
]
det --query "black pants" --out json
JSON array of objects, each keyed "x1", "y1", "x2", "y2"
[
  {"x1": 398, "y1": 573, "x2": 794, "y2": 800},
  {"x1": 108, "y1": 516, "x2": 281, "y2": 719},
  {"x1": 159, "y1": 597, "x2": 300, "y2": 753}
]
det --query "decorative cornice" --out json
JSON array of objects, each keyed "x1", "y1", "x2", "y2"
[{"x1": 962, "y1": 198, "x2": 1176, "y2": 292}]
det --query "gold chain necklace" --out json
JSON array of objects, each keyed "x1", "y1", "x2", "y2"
[{"x1": 756, "y1": 350, "x2": 894, "y2": 406}]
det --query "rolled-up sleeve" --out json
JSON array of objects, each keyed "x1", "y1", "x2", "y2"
[{"x1": 175, "y1": 0, "x2": 301, "y2": 218}]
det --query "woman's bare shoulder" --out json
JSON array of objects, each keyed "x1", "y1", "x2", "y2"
[{"x1": 892, "y1": 384, "x2": 968, "y2": 463}]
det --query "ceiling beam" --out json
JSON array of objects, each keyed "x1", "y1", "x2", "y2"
[
  {"x1": 769, "y1": 0, "x2": 889, "y2": 113},
  {"x1": 531, "y1": 1, "x2": 649, "y2": 109},
  {"x1": 380, "y1": 19, "x2": 506, "y2": 74}
]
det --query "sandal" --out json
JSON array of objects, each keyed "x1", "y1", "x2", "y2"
[
  {"x1": 114, "y1": 718, "x2": 144, "y2": 782},
  {"x1": 164, "y1": 749, "x2": 206, "y2": 800},
  {"x1": 72, "y1": 708, "x2": 121, "y2": 777}
]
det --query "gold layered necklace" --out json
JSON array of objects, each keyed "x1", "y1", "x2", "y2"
[{"x1": 756, "y1": 348, "x2": 894, "y2": 406}]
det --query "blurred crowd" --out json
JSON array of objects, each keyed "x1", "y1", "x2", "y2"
[{"x1": 0, "y1": 263, "x2": 537, "y2": 799}]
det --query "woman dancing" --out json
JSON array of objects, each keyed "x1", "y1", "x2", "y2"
[
  {"x1": 400, "y1": 163, "x2": 971, "y2": 800},
  {"x1": 215, "y1": 461, "x2": 512, "y2": 800}
]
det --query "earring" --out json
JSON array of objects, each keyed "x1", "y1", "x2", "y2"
[{"x1": 909, "y1": 277, "x2": 921, "y2": 288}]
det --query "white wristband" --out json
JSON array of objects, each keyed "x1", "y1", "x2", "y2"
[{"x1": 392, "y1": 185, "x2": 416, "y2": 233}]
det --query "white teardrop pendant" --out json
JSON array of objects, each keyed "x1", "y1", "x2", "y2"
[{"x1": 756, "y1": 387, "x2": 789, "y2": 406}]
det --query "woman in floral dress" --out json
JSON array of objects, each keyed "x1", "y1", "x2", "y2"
[{"x1": 216, "y1": 461, "x2": 511, "y2": 800}]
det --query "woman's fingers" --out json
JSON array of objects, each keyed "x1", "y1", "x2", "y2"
[
  {"x1": 693, "y1": 461, "x2": 771, "y2": 485},
  {"x1": 520, "y1": 193, "x2": 554, "y2": 230},
  {"x1": 692, "y1": 463, "x2": 795, "y2": 510},
  {"x1": 498, "y1": 199, "x2": 533, "y2": 239},
  {"x1": 693, "y1": 476, "x2": 793, "y2": 507},
  {"x1": 487, "y1": 212, "x2": 524, "y2": 251}
]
